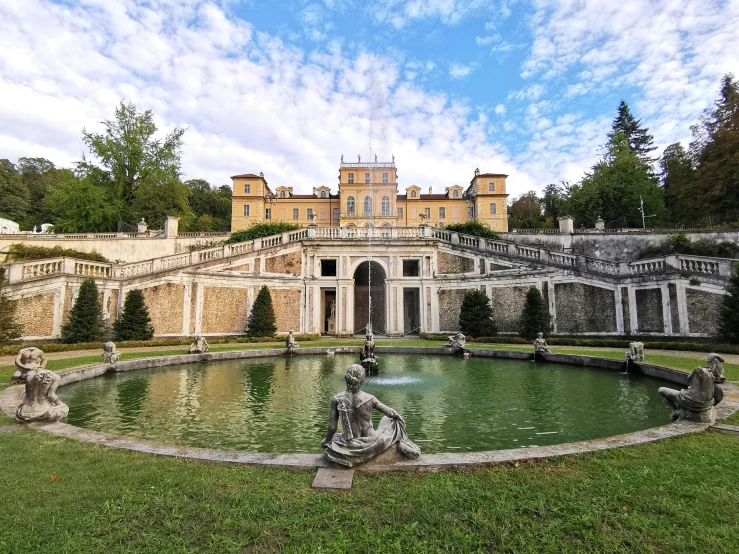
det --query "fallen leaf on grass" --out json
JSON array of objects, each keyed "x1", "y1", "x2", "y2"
[
  {"x1": 50, "y1": 475, "x2": 56, "y2": 481},
  {"x1": 476, "y1": 509, "x2": 483, "y2": 515}
]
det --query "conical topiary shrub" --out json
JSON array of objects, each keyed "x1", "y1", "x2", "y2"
[
  {"x1": 719, "y1": 263, "x2": 739, "y2": 344},
  {"x1": 0, "y1": 268, "x2": 22, "y2": 342},
  {"x1": 519, "y1": 285, "x2": 551, "y2": 340},
  {"x1": 246, "y1": 285, "x2": 277, "y2": 338},
  {"x1": 459, "y1": 289, "x2": 497, "y2": 338},
  {"x1": 114, "y1": 289, "x2": 155, "y2": 341},
  {"x1": 61, "y1": 278, "x2": 106, "y2": 343}
]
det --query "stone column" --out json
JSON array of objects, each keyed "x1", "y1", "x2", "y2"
[
  {"x1": 627, "y1": 286, "x2": 638, "y2": 335},
  {"x1": 614, "y1": 286, "x2": 625, "y2": 335},
  {"x1": 51, "y1": 286, "x2": 64, "y2": 338},
  {"x1": 430, "y1": 285, "x2": 440, "y2": 332},
  {"x1": 661, "y1": 283, "x2": 673, "y2": 336},
  {"x1": 675, "y1": 281, "x2": 689, "y2": 335},
  {"x1": 193, "y1": 283, "x2": 204, "y2": 335},
  {"x1": 546, "y1": 280, "x2": 557, "y2": 334},
  {"x1": 182, "y1": 281, "x2": 192, "y2": 336}
]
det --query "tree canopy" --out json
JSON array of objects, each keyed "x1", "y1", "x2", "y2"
[
  {"x1": 61, "y1": 278, "x2": 107, "y2": 343},
  {"x1": 608, "y1": 100, "x2": 657, "y2": 164},
  {"x1": 458, "y1": 290, "x2": 497, "y2": 337}
]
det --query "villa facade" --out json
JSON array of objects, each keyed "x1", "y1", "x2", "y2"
[{"x1": 231, "y1": 159, "x2": 510, "y2": 232}]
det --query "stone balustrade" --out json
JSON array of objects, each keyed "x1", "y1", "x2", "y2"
[{"x1": 3, "y1": 226, "x2": 736, "y2": 284}]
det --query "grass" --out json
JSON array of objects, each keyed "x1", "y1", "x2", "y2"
[{"x1": 0, "y1": 429, "x2": 737, "y2": 553}]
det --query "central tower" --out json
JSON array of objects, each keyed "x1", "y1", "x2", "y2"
[{"x1": 338, "y1": 156, "x2": 398, "y2": 228}]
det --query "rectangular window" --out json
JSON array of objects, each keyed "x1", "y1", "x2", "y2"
[
  {"x1": 488, "y1": 182, "x2": 495, "y2": 192},
  {"x1": 490, "y1": 203, "x2": 497, "y2": 215},
  {"x1": 348, "y1": 173, "x2": 354, "y2": 184},
  {"x1": 411, "y1": 207, "x2": 417, "y2": 218},
  {"x1": 382, "y1": 173, "x2": 388, "y2": 183},
  {"x1": 402, "y1": 260, "x2": 420, "y2": 277},
  {"x1": 293, "y1": 208, "x2": 299, "y2": 220},
  {"x1": 307, "y1": 208, "x2": 314, "y2": 219},
  {"x1": 439, "y1": 207, "x2": 446, "y2": 219},
  {"x1": 243, "y1": 204, "x2": 250, "y2": 216},
  {"x1": 467, "y1": 206, "x2": 474, "y2": 218},
  {"x1": 245, "y1": 184, "x2": 251, "y2": 194},
  {"x1": 424, "y1": 207, "x2": 430, "y2": 218},
  {"x1": 365, "y1": 173, "x2": 370, "y2": 183},
  {"x1": 397, "y1": 207, "x2": 403, "y2": 219},
  {"x1": 265, "y1": 208, "x2": 271, "y2": 220},
  {"x1": 321, "y1": 259, "x2": 337, "y2": 277},
  {"x1": 333, "y1": 207, "x2": 340, "y2": 220}
]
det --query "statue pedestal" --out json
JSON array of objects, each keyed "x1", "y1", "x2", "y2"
[{"x1": 327, "y1": 317, "x2": 336, "y2": 334}]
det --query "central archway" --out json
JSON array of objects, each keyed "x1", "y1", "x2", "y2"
[{"x1": 353, "y1": 261, "x2": 386, "y2": 335}]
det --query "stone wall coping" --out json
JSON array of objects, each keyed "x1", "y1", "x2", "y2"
[{"x1": 1, "y1": 347, "x2": 737, "y2": 472}]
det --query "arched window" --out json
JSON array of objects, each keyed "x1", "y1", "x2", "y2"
[
  {"x1": 347, "y1": 196, "x2": 355, "y2": 215},
  {"x1": 364, "y1": 196, "x2": 373, "y2": 216},
  {"x1": 411, "y1": 190, "x2": 417, "y2": 198},
  {"x1": 381, "y1": 196, "x2": 390, "y2": 216},
  {"x1": 280, "y1": 191, "x2": 286, "y2": 198},
  {"x1": 453, "y1": 189, "x2": 459, "y2": 198},
  {"x1": 321, "y1": 190, "x2": 326, "y2": 198}
]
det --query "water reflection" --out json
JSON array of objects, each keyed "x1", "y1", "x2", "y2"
[{"x1": 58, "y1": 354, "x2": 677, "y2": 454}]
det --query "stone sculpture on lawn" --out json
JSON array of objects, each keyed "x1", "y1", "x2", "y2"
[
  {"x1": 658, "y1": 366, "x2": 724, "y2": 424},
  {"x1": 286, "y1": 330, "x2": 299, "y2": 349},
  {"x1": 16, "y1": 366, "x2": 69, "y2": 423},
  {"x1": 102, "y1": 341, "x2": 120, "y2": 364},
  {"x1": 321, "y1": 364, "x2": 421, "y2": 467},
  {"x1": 446, "y1": 332, "x2": 466, "y2": 352},
  {"x1": 188, "y1": 336, "x2": 209, "y2": 354},
  {"x1": 706, "y1": 353, "x2": 726, "y2": 384},
  {"x1": 13, "y1": 347, "x2": 47, "y2": 382},
  {"x1": 626, "y1": 342, "x2": 645, "y2": 363},
  {"x1": 533, "y1": 332, "x2": 551, "y2": 354}
]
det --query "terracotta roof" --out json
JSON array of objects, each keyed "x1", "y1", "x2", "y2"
[
  {"x1": 231, "y1": 173, "x2": 264, "y2": 179},
  {"x1": 397, "y1": 194, "x2": 407, "y2": 200},
  {"x1": 420, "y1": 194, "x2": 450, "y2": 200},
  {"x1": 471, "y1": 172, "x2": 508, "y2": 183},
  {"x1": 289, "y1": 195, "x2": 319, "y2": 199}
]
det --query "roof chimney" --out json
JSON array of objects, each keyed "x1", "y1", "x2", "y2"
[
  {"x1": 259, "y1": 172, "x2": 264, "y2": 178},
  {"x1": 429, "y1": 187, "x2": 432, "y2": 194},
  {"x1": 474, "y1": 168, "x2": 480, "y2": 176}
]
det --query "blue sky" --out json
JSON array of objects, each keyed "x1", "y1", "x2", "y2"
[{"x1": 1, "y1": 0, "x2": 738, "y2": 200}]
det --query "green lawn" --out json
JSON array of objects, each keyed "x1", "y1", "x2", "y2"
[{"x1": 0, "y1": 429, "x2": 737, "y2": 553}]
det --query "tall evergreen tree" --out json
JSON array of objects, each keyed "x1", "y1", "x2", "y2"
[
  {"x1": 458, "y1": 290, "x2": 497, "y2": 338},
  {"x1": 246, "y1": 285, "x2": 277, "y2": 337},
  {"x1": 608, "y1": 100, "x2": 657, "y2": 164},
  {"x1": 61, "y1": 278, "x2": 106, "y2": 343},
  {"x1": 690, "y1": 74, "x2": 739, "y2": 214},
  {"x1": 718, "y1": 264, "x2": 739, "y2": 344},
  {"x1": 114, "y1": 289, "x2": 155, "y2": 341},
  {"x1": 0, "y1": 159, "x2": 31, "y2": 226},
  {"x1": 0, "y1": 268, "x2": 22, "y2": 342},
  {"x1": 660, "y1": 143, "x2": 697, "y2": 222},
  {"x1": 519, "y1": 286, "x2": 550, "y2": 340}
]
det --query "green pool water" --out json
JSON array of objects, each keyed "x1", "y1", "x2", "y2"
[{"x1": 58, "y1": 353, "x2": 677, "y2": 454}]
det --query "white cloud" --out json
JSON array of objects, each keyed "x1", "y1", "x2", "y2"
[
  {"x1": 0, "y1": 0, "x2": 537, "y2": 203},
  {"x1": 494, "y1": 104, "x2": 506, "y2": 114},
  {"x1": 367, "y1": 0, "x2": 493, "y2": 29},
  {"x1": 449, "y1": 62, "x2": 476, "y2": 79}
]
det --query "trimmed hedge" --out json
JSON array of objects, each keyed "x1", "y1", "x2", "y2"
[
  {"x1": 0, "y1": 334, "x2": 321, "y2": 356},
  {"x1": 6, "y1": 244, "x2": 110, "y2": 263}
]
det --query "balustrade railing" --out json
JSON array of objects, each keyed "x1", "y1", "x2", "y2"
[
  {"x1": 549, "y1": 252, "x2": 577, "y2": 267},
  {"x1": 629, "y1": 258, "x2": 666, "y2": 275},
  {"x1": 678, "y1": 255, "x2": 719, "y2": 275}
]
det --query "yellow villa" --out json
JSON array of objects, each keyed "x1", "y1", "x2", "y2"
[{"x1": 231, "y1": 158, "x2": 509, "y2": 232}]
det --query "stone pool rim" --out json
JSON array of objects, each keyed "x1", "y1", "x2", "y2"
[{"x1": 2, "y1": 346, "x2": 737, "y2": 473}]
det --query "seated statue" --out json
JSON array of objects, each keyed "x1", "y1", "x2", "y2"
[
  {"x1": 321, "y1": 364, "x2": 421, "y2": 467},
  {"x1": 707, "y1": 353, "x2": 726, "y2": 384},
  {"x1": 16, "y1": 367, "x2": 69, "y2": 423},
  {"x1": 188, "y1": 336, "x2": 209, "y2": 354},
  {"x1": 286, "y1": 330, "x2": 299, "y2": 349},
  {"x1": 533, "y1": 332, "x2": 551, "y2": 354},
  {"x1": 13, "y1": 347, "x2": 47, "y2": 383},
  {"x1": 659, "y1": 366, "x2": 723, "y2": 424},
  {"x1": 360, "y1": 332, "x2": 375, "y2": 360},
  {"x1": 446, "y1": 332, "x2": 466, "y2": 350},
  {"x1": 102, "y1": 341, "x2": 120, "y2": 364},
  {"x1": 626, "y1": 342, "x2": 645, "y2": 362}
]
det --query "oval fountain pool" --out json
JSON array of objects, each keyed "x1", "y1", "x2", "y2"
[{"x1": 57, "y1": 353, "x2": 677, "y2": 454}]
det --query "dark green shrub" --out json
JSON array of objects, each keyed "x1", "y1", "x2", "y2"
[
  {"x1": 6, "y1": 244, "x2": 109, "y2": 263},
  {"x1": 114, "y1": 289, "x2": 155, "y2": 341},
  {"x1": 638, "y1": 232, "x2": 739, "y2": 259},
  {"x1": 719, "y1": 263, "x2": 739, "y2": 344},
  {"x1": 0, "y1": 268, "x2": 22, "y2": 342},
  {"x1": 519, "y1": 286, "x2": 551, "y2": 340},
  {"x1": 61, "y1": 278, "x2": 106, "y2": 343},
  {"x1": 246, "y1": 285, "x2": 277, "y2": 337},
  {"x1": 225, "y1": 223, "x2": 300, "y2": 244},
  {"x1": 443, "y1": 221, "x2": 500, "y2": 240},
  {"x1": 458, "y1": 290, "x2": 497, "y2": 337}
]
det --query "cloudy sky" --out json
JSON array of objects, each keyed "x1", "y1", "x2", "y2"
[{"x1": 1, "y1": 0, "x2": 738, "y2": 199}]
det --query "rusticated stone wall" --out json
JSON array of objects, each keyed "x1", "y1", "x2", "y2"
[
  {"x1": 265, "y1": 251, "x2": 302, "y2": 275},
  {"x1": 228, "y1": 262, "x2": 253, "y2": 272},
  {"x1": 62, "y1": 286, "x2": 73, "y2": 325},
  {"x1": 141, "y1": 283, "x2": 185, "y2": 335},
  {"x1": 189, "y1": 282, "x2": 198, "y2": 334},
  {"x1": 105, "y1": 290, "x2": 119, "y2": 325},
  {"x1": 438, "y1": 288, "x2": 475, "y2": 331},
  {"x1": 15, "y1": 293, "x2": 55, "y2": 337},
  {"x1": 437, "y1": 251, "x2": 474, "y2": 274},
  {"x1": 201, "y1": 286, "x2": 249, "y2": 334},
  {"x1": 272, "y1": 289, "x2": 302, "y2": 332},
  {"x1": 686, "y1": 288, "x2": 723, "y2": 335},
  {"x1": 489, "y1": 286, "x2": 529, "y2": 333},
  {"x1": 554, "y1": 283, "x2": 616, "y2": 334},
  {"x1": 635, "y1": 288, "x2": 663, "y2": 333},
  {"x1": 668, "y1": 284, "x2": 680, "y2": 333}
]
